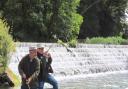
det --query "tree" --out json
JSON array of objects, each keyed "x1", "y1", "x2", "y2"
[
  {"x1": 48, "y1": 0, "x2": 83, "y2": 42},
  {"x1": 2, "y1": 0, "x2": 47, "y2": 41},
  {"x1": 1, "y1": 0, "x2": 82, "y2": 42},
  {"x1": 78, "y1": 0, "x2": 128, "y2": 39}
]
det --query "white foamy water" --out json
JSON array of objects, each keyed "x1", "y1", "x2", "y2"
[{"x1": 8, "y1": 43, "x2": 128, "y2": 80}]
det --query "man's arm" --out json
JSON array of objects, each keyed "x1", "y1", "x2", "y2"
[
  {"x1": 18, "y1": 58, "x2": 26, "y2": 79},
  {"x1": 47, "y1": 53, "x2": 54, "y2": 73},
  {"x1": 47, "y1": 53, "x2": 52, "y2": 64}
]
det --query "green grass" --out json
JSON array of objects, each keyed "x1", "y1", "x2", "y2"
[
  {"x1": 85, "y1": 36, "x2": 127, "y2": 44},
  {"x1": 0, "y1": 67, "x2": 20, "y2": 89},
  {"x1": 5, "y1": 68, "x2": 20, "y2": 86}
]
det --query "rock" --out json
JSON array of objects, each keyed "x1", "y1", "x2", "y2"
[{"x1": 0, "y1": 72, "x2": 14, "y2": 87}]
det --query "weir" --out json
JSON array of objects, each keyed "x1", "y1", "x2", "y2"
[{"x1": 8, "y1": 43, "x2": 128, "y2": 81}]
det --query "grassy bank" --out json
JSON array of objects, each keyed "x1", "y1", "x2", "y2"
[{"x1": 5, "y1": 68, "x2": 20, "y2": 86}]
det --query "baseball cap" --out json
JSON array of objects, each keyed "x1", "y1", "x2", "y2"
[
  {"x1": 29, "y1": 46, "x2": 37, "y2": 51},
  {"x1": 37, "y1": 44, "x2": 44, "y2": 48}
]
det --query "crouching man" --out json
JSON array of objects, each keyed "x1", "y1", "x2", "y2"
[{"x1": 18, "y1": 47, "x2": 40, "y2": 89}]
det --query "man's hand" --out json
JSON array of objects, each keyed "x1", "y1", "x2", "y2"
[
  {"x1": 44, "y1": 53, "x2": 51, "y2": 58},
  {"x1": 26, "y1": 77, "x2": 32, "y2": 84},
  {"x1": 47, "y1": 53, "x2": 51, "y2": 58},
  {"x1": 22, "y1": 74, "x2": 26, "y2": 79}
]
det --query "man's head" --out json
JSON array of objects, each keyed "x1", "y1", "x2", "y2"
[
  {"x1": 29, "y1": 46, "x2": 37, "y2": 59},
  {"x1": 37, "y1": 44, "x2": 44, "y2": 54}
]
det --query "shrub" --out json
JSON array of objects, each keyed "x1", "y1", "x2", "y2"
[
  {"x1": 85, "y1": 37, "x2": 126, "y2": 45},
  {"x1": 0, "y1": 19, "x2": 15, "y2": 73},
  {"x1": 68, "y1": 39, "x2": 78, "y2": 47},
  {"x1": 121, "y1": 40, "x2": 128, "y2": 45}
]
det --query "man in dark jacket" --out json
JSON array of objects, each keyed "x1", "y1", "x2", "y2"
[
  {"x1": 37, "y1": 44, "x2": 58, "y2": 89},
  {"x1": 18, "y1": 47, "x2": 40, "y2": 89}
]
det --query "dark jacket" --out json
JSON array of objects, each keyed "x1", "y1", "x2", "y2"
[
  {"x1": 18, "y1": 54, "x2": 40, "y2": 87},
  {"x1": 37, "y1": 53, "x2": 53, "y2": 81}
]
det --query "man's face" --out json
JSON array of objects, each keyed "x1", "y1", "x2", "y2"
[
  {"x1": 37, "y1": 48, "x2": 44, "y2": 54},
  {"x1": 29, "y1": 49, "x2": 37, "y2": 58}
]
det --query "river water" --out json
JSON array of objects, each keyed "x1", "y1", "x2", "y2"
[
  {"x1": 60, "y1": 71, "x2": 128, "y2": 89},
  {"x1": 1, "y1": 71, "x2": 128, "y2": 89},
  {"x1": 5, "y1": 43, "x2": 128, "y2": 89}
]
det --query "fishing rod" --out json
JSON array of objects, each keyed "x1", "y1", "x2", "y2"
[
  {"x1": 57, "y1": 39, "x2": 72, "y2": 52},
  {"x1": 45, "y1": 44, "x2": 53, "y2": 53},
  {"x1": 52, "y1": 35, "x2": 75, "y2": 55},
  {"x1": 57, "y1": 39, "x2": 76, "y2": 57},
  {"x1": 43, "y1": 37, "x2": 71, "y2": 53}
]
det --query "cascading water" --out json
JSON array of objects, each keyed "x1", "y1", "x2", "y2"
[
  {"x1": 8, "y1": 43, "x2": 128, "y2": 81},
  {"x1": 51, "y1": 44, "x2": 128, "y2": 80}
]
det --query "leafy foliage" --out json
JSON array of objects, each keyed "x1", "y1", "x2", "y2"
[
  {"x1": 78, "y1": 0, "x2": 128, "y2": 39},
  {"x1": 1, "y1": 0, "x2": 127, "y2": 41},
  {"x1": 48, "y1": 0, "x2": 83, "y2": 42},
  {"x1": 1, "y1": 0, "x2": 82, "y2": 42},
  {"x1": 68, "y1": 39, "x2": 78, "y2": 47},
  {"x1": 2, "y1": 0, "x2": 48, "y2": 41},
  {"x1": 85, "y1": 36, "x2": 126, "y2": 44},
  {"x1": 0, "y1": 19, "x2": 15, "y2": 72}
]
